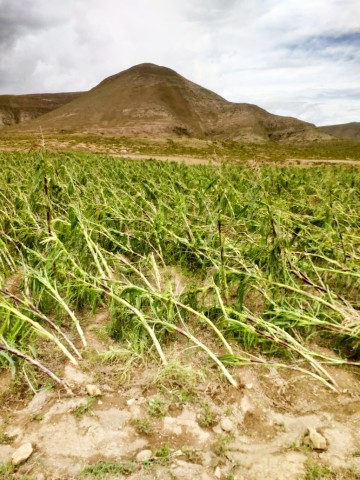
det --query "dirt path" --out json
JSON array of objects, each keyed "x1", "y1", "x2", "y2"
[
  {"x1": 112, "y1": 153, "x2": 360, "y2": 167},
  {"x1": 286, "y1": 158, "x2": 360, "y2": 167},
  {"x1": 112, "y1": 153, "x2": 217, "y2": 165}
]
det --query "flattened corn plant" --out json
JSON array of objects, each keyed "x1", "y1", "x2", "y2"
[{"x1": 0, "y1": 151, "x2": 360, "y2": 392}]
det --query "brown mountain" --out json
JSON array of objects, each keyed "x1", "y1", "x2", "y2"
[
  {"x1": 319, "y1": 122, "x2": 360, "y2": 141},
  {"x1": 4, "y1": 63, "x2": 331, "y2": 142},
  {"x1": 0, "y1": 92, "x2": 83, "y2": 128}
]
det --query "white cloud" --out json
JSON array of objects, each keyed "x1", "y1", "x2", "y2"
[{"x1": 0, "y1": 0, "x2": 359, "y2": 125}]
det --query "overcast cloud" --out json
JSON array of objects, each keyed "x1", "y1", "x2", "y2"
[{"x1": 0, "y1": 0, "x2": 359, "y2": 125}]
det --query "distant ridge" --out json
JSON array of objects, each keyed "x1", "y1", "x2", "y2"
[
  {"x1": 0, "y1": 92, "x2": 83, "y2": 128},
  {"x1": 319, "y1": 122, "x2": 360, "y2": 141},
  {"x1": 2, "y1": 63, "x2": 331, "y2": 142}
]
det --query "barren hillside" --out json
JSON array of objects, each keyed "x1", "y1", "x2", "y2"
[
  {"x1": 6, "y1": 63, "x2": 331, "y2": 143},
  {"x1": 0, "y1": 92, "x2": 83, "y2": 128},
  {"x1": 319, "y1": 122, "x2": 360, "y2": 141}
]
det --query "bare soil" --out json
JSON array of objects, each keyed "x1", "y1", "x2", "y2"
[
  {"x1": 0, "y1": 310, "x2": 359, "y2": 480},
  {"x1": 113, "y1": 153, "x2": 360, "y2": 167}
]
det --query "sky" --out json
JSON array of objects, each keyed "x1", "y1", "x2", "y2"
[{"x1": 0, "y1": 0, "x2": 359, "y2": 126}]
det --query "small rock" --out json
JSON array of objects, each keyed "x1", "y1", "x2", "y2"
[
  {"x1": 127, "y1": 398, "x2": 136, "y2": 406},
  {"x1": 212, "y1": 424, "x2": 223, "y2": 434},
  {"x1": 63, "y1": 364, "x2": 91, "y2": 386},
  {"x1": 172, "y1": 460, "x2": 213, "y2": 480},
  {"x1": 11, "y1": 443, "x2": 33, "y2": 466},
  {"x1": 3, "y1": 426, "x2": 21, "y2": 441},
  {"x1": 240, "y1": 394, "x2": 253, "y2": 414},
  {"x1": 220, "y1": 417, "x2": 234, "y2": 432},
  {"x1": 86, "y1": 384, "x2": 102, "y2": 396},
  {"x1": 102, "y1": 384, "x2": 114, "y2": 393},
  {"x1": 25, "y1": 389, "x2": 52, "y2": 414},
  {"x1": 136, "y1": 449, "x2": 152, "y2": 462},
  {"x1": 304, "y1": 427, "x2": 327, "y2": 450},
  {"x1": 201, "y1": 451, "x2": 213, "y2": 467},
  {"x1": 97, "y1": 400, "x2": 103, "y2": 405},
  {"x1": 215, "y1": 466, "x2": 221, "y2": 478},
  {"x1": 0, "y1": 445, "x2": 13, "y2": 463}
]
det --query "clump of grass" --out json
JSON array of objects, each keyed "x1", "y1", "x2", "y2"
[
  {"x1": 198, "y1": 402, "x2": 217, "y2": 428},
  {"x1": 303, "y1": 459, "x2": 360, "y2": 480},
  {"x1": 30, "y1": 413, "x2": 44, "y2": 422},
  {"x1": 72, "y1": 397, "x2": 97, "y2": 419},
  {"x1": 81, "y1": 460, "x2": 138, "y2": 476},
  {"x1": 147, "y1": 398, "x2": 168, "y2": 418},
  {"x1": 153, "y1": 361, "x2": 201, "y2": 403},
  {"x1": 0, "y1": 427, "x2": 12, "y2": 445},
  {"x1": 212, "y1": 434, "x2": 233, "y2": 457},
  {"x1": 130, "y1": 418, "x2": 154, "y2": 435},
  {"x1": 151, "y1": 443, "x2": 172, "y2": 465},
  {"x1": 0, "y1": 462, "x2": 14, "y2": 477},
  {"x1": 303, "y1": 459, "x2": 335, "y2": 480},
  {"x1": 181, "y1": 445, "x2": 202, "y2": 463}
]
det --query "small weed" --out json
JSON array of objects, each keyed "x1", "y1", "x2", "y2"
[
  {"x1": 276, "y1": 420, "x2": 286, "y2": 432},
  {"x1": 31, "y1": 413, "x2": 44, "y2": 422},
  {"x1": 0, "y1": 462, "x2": 14, "y2": 477},
  {"x1": 151, "y1": 443, "x2": 172, "y2": 465},
  {"x1": 224, "y1": 406, "x2": 233, "y2": 416},
  {"x1": 303, "y1": 459, "x2": 335, "y2": 479},
  {"x1": 288, "y1": 439, "x2": 311, "y2": 453},
  {"x1": 154, "y1": 361, "x2": 201, "y2": 403},
  {"x1": 289, "y1": 441, "x2": 298, "y2": 450},
  {"x1": 303, "y1": 460, "x2": 360, "y2": 480},
  {"x1": 82, "y1": 460, "x2": 138, "y2": 476},
  {"x1": 174, "y1": 388, "x2": 193, "y2": 404},
  {"x1": 213, "y1": 434, "x2": 233, "y2": 457},
  {"x1": 148, "y1": 398, "x2": 168, "y2": 418},
  {"x1": 198, "y1": 402, "x2": 216, "y2": 428},
  {"x1": 72, "y1": 397, "x2": 97, "y2": 419},
  {"x1": 181, "y1": 445, "x2": 202, "y2": 463},
  {"x1": 130, "y1": 418, "x2": 154, "y2": 435},
  {"x1": 0, "y1": 428, "x2": 13, "y2": 445}
]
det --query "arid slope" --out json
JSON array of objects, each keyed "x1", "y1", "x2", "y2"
[
  {"x1": 6, "y1": 63, "x2": 331, "y2": 142},
  {"x1": 0, "y1": 92, "x2": 83, "y2": 128},
  {"x1": 320, "y1": 122, "x2": 360, "y2": 141}
]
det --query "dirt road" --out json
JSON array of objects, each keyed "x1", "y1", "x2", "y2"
[{"x1": 113, "y1": 153, "x2": 360, "y2": 167}]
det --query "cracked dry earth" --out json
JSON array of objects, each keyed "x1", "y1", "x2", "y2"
[{"x1": 0, "y1": 329, "x2": 360, "y2": 479}]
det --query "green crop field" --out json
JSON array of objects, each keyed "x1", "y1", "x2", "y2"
[{"x1": 1, "y1": 151, "x2": 359, "y2": 392}]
